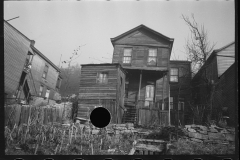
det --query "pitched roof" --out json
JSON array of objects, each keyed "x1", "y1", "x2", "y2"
[
  {"x1": 31, "y1": 45, "x2": 61, "y2": 72},
  {"x1": 111, "y1": 24, "x2": 174, "y2": 44},
  {"x1": 208, "y1": 41, "x2": 235, "y2": 60}
]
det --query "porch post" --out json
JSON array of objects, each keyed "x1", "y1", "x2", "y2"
[
  {"x1": 138, "y1": 70, "x2": 142, "y2": 100},
  {"x1": 162, "y1": 72, "x2": 165, "y2": 110},
  {"x1": 169, "y1": 74, "x2": 171, "y2": 126},
  {"x1": 137, "y1": 70, "x2": 142, "y2": 125}
]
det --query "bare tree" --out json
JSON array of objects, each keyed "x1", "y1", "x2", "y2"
[{"x1": 182, "y1": 14, "x2": 216, "y2": 74}]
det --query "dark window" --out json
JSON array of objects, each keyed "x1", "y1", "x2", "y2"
[
  {"x1": 42, "y1": 65, "x2": 49, "y2": 79},
  {"x1": 56, "y1": 77, "x2": 61, "y2": 89},
  {"x1": 170, "y1": 68, "x2": 179, "y2": 82},
  {"x1": 123, "y1": 48, "x2": 132, "y2": 64},
  {"x1": 170, "y1": 97, "x2": 173, "y2": 109},
  {"x1": 148, "y1": 48, "x2": 157, "y2": 66},
  {"x1": 96, "y1": 72, "x2": 108, "y2": 84}
]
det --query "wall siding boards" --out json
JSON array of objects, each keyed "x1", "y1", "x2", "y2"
[
  {"x1": 29, "y1": 52, "x2": 60, "y2": 100},
  {"x1": 4, "y1": 21, "x2": 31, "y2": 96},
  {"x1": 78, "y1": 64, "x2": 125, "y2": 123}
]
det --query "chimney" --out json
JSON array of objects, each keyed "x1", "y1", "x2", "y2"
[{"x1": 30, "y1": 40, "x2": 35, "y2": 46}]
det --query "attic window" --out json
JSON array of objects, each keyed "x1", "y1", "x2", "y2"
[{"x1": 97, "y1": 72, "x2": 108, "y2": 84}]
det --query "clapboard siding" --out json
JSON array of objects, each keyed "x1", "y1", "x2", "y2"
[
  {"x1": 4, "y1": 21, "x2": 31, "y2": 96},
  {"x1": 112, "y1": 44, "x2": 170, "y2": 69},
  {"x1": 30, "y1": 51, "x2": 60, "y2": 100},
  {"x1": 78, "y1": 64, "x2": 126, "y2": 123},
  {"x1": 217, "y1": 43, "x2": 235, "y2": 77},
  {"x1": 217, "y1": 63, "x2": 235, "y2": 126}
]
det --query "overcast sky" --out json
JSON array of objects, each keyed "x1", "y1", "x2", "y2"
[{"x1": 4, "y1": 1, "x2": 235, "y2": 68}]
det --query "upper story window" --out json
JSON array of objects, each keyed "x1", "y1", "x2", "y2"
[
  {"x1": 96, "y1": 72, "x2": 108, "y2": 84},
  {"x1": 170, "y1": 68, "x2": 179, "y2": 82},
  {"x1": 123, "y1": 48, "x2": 132, "y2": 64},
  {"x1": 39, "y1": 85, "x2": 43, "y2": 96},
  {"x1": 148, "y1": 48, "x2": 157, "y2": 66},
  {"x1": 42, "y1": 65, "x2": 49, "y2": 79},
  {"x1": 56, "y1": 77, "x2": 61, "y2": 89}
]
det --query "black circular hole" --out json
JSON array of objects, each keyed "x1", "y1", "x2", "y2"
[{"x1": 90, "y1": 107, "x2": 111, "y2": 128}]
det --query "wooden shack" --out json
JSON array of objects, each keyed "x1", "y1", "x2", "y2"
[{"x1": 78, "y1": 63, "x2": 126, "y2": 123}]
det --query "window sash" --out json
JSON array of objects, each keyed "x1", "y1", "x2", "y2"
[
  {"x1": 145, "y1": 85, "x2": 154, "y2": 98},
  {"x1": 170, "y1": 68, "x2": 178, "y2": 76},
  {"x1": 123, "y1": 57, "x2": 131, "y2": 63},
  {"x1": 39, "y1": 86, "x2": 43, "y2": 96},
  {"x1": 123, "y1": 48, "x2": 132, "y2": 56},
  {"x1": 42, "y1": 72, "x2": 47, "y2": 79},
  {"x1": 149, "y1": 49, "x2": 157, "y2": 56},
  {"x1": 97, "y1": 73, "x2": 108, "y2": 83},
  {"x1": 170, "y1": 76, "x2": 178, "y2": 82}
]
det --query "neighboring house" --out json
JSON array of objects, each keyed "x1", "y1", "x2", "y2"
[
  {"x1": 4, "y1": 20, "x2": 62, "y2": 104},
  {"x1": 78, "y1": 63, "x2": 126, "y2": 123},
  {"x1": 191, "y1": 42, "x2": 235, "y2": 126},
  {"x1": 111, "y1": 24, "x2": 174, "y2": 126},
  {"x1": 169, "y1": 60, "x2": 192, "y2": 126},
  {"x1": 29, "y1": 46, "x2": 63, "y2": 101},
  {"x1": 4, "y1": 20, "x2": 34, "y2": 104}
]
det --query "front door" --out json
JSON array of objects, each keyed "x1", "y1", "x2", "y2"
[{"x1": 145, "y1": 85, "x2": 155, "y2": 107}]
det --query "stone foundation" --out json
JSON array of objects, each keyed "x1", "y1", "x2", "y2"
[{"x1": 184, "y1": 124, "x2": 235, "y2": 144}]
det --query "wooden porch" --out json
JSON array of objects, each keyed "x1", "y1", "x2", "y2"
[{"x1": 122, "y1": 99, "x2": 185, "y2": 127}]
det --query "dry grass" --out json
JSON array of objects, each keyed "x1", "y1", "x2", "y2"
[
  {"x1": 4, "y1": 122, "x2": 134, "y2": 155},
  {"x1": 169, "y1": 138, "x2": 235, "y2": 155}
]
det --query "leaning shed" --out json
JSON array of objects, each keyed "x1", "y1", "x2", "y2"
[{"x1": 77, "y1": 63, "x2": 126, "y2": 124}]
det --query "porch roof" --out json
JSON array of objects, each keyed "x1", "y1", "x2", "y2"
[{"x1": 122, "y1": 66, "x2": 168, "y2": 72}]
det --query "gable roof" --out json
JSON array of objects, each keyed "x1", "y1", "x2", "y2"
[
  {"x1": 111, "y1": 24, "x2": 174, "y2": 44},
  {"x1": 31, "y1": 45, "x2": 61, "y2": 72},
  {"x1": 207, "y1": 41, "x2": 235, "y2": 60}
]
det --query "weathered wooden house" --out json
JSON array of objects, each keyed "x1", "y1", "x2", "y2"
[
  {"x1": 4, "y1": 20, "x2": 34, "y2": 103},
  {"x1": 111, "y1": 25, "x2": 174, "y2": 126},
  {"x1": 169, "y1": 60, "x2": 192, "y2": 125},
  {"x1": 29, "y1": 46, "x2": 62, "y2": 102},
  {"x1": 4, "y1": 20, "x2": 62, "y2": 104},
  {"x1": 77, "y1": 25, "x2": 193, "y2": 126},
  {"x1": 78, "y1": 63, "x2": 126, "y2": 123},
  {"x1": 191, "y1": 42, "x2": 235, "y2": 126}
]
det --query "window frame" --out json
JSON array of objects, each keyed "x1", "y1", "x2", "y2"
[
  {"x1": 45, "y1": 88, "x2": 50, "y2": 99},
  {"x1": 39, "y1": 85, "x2": 44, "y2": 96},
  {"x1": 147, "y1": 48, "x2": 157, "y2": 66},
  {"x1": 170, "y1": 97, "x2": 174, "y2": 110},
  {"x1": 96, "y1": 72, "x2": 108, "y2": 84},
  {"x1": 122, "y1": 48, "x2": 132, "y2": 64},
  {"x1": 42, "y1": 64, "x2": 49, "y2": 79},
  {"x1": 170, "y1": 68, "x2": 179, "y2": 83}
]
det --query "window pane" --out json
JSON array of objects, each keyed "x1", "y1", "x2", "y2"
[
  {"x1": 170, "y1": 97, "x2": 173, "y2": 102},
  {"x1": 42, "y1": 72, "x2": 46, "y2": 78},
  {"x1": 148, "y1": 57, "x2": 156, "y2": 63},
  {"x1": 170, "y1": 68, "x2": 178, "y2": 76},
  {"x1": 124, "y1": 48, "x2": 132, "y2": 56},
  {"x1": 123, "y1": 57, "x2": 131, "y2": 63},
  {"x1": 170, "y1": 76, "x2": 178, "y2": 82},
  {"x1": 149, "y1": 49, "x2": 157, "y2": 56}
]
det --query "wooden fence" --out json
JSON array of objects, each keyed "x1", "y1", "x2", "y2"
[{"x1": 4, "y1": 103, "x2": 72, "y2": 127}]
